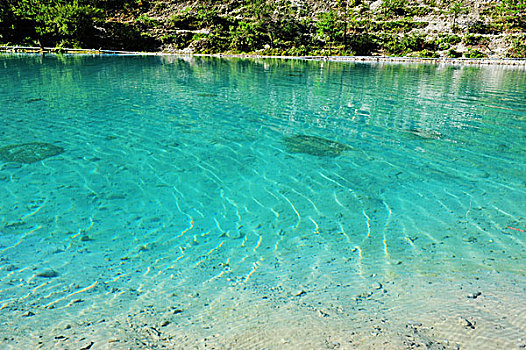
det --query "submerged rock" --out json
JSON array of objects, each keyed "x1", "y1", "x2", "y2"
[
  {"x1": 0, "y1": 142, "x2": 64, "y2": 163},
  {"x1": 283, "y1": 134, "x2": 353, "y2": 157},
  {"x1": 37, "y1": 269, "x2": 59, "y2": 278},
  {"x1": 406, "y1": 128, "x2": 444, "y2": 140}
]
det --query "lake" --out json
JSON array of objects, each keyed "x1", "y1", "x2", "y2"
[{"x1": 1, "y1": 54, "x2": 525, "y2": 349}]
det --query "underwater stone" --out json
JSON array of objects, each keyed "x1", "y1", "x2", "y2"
[
  {"x1": 283, "y1": 134, "x2": 353, "y2": 157},
  {"x1": 0, "y1": 142, "x2": 64, "y2": 163},
  {"x1": 292, "y1": 289, "x2": 307, "y2": 297},
  {"x1": 467, "y1": 291, "x2": 482, "y2": 299},
  {"x1": 37, "y1": 269, "x2": 59, "y2": 278},
  {"x1": 406, "y1": 129, "x2": 444, "y2": 140}
]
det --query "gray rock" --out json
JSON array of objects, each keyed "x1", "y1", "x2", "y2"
[
  {"x1": 37, "y1": 269, "x2": 58, "y2": 278},
  {"x1": 467, "y1": 291, "x2": 482, "y2": 299}
]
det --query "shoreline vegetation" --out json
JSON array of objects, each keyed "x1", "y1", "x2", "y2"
[
  {"x1": 1, "y1": 45, "x2": 526, "y2": 66},
  {"x1": 0, "y1": 1, "x2": 525, "y2": 59}
]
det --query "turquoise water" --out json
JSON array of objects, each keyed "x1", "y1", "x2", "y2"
[{"x1": 0, "y1": 55, "x2": 525, "y2": 348}]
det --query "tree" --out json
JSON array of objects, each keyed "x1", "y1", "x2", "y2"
[
  {"x1": 6, "y1": 0, "x2": 102, "y2": 47},
  {"x1": 316, "y1": 10, "x2": 345, "y2": 54}
]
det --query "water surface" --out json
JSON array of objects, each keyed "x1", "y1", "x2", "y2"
[{"x1": 1, "y1": 54, "x2": 525, "y2": 349}]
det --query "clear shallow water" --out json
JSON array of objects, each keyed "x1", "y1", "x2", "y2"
[{"x1": 0, "y1": 55, "x2": 525, "y2": 349}]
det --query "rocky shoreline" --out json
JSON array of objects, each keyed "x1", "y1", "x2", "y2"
[{"x1": 1, "y1": 46, "x2": 526, "y2": 67}]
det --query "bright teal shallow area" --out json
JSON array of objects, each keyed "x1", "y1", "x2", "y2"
[{"x1": 0, "y1": 55, "x2": 525, "y2": 349}]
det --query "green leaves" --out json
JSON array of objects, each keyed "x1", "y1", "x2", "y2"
[
  {"x1": 3, "y1": 0, "x2": 102, "y2": 47},
  {"x1": 448, "y1": 1, "x2": 468, "y2": 30},
  {"x1": 229, "y1": 21, "x2": 265, "y2": 52},
  {"x1": 506, "y1": 34, "x2": 526, "y2": 57},
  {"x1": 379, "y1": 0, "x2": 406, "y2": 18},
  {"x1": 465, "y1": 48, "x2": 486, "y2": 58},
  {"x1": 316, "y1": 11, "x2": 344, "y2": 40}
]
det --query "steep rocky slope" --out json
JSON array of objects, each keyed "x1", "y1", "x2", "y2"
[
  {"x1": 1, "y1": 0, "x2": 525, "y2": 57},
  {"x1": 118, "y1": 0, "x2": 526, "y2": 57}
]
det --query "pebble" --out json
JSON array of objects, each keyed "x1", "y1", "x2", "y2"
[
  {"x1": 79, "y1": 341, "x2": 94, "y2": 350},
  {"x1": 461, "y1": 318, "x2": 476, "y2": 329},
  {"x1": 371, "y1": 282, "x2": 383, "y2": 290},
  {"x1": 293, "y1": 290, "x2": 306, "y2": 297},
  {"x1": 317, "y1": 309, "x2": 330, "y2": 318},
  {"x1": 37, "y1": 269, "x2": 58, "y2": 278},
  {"x1": 80, "y1": 235, "x2": 92, "y2": 242},
  {"x1": 5, "y1": 264, "x2": 18, "y2": 271},
  {"x1": 467, "y1": 292, "x2": 482, "y2": 299}
]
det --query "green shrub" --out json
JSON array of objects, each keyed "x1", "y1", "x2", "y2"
[
  {"x1": 467, "y1": 20, "x2": 503, "y2": 34},
  {"x1": 370, "y1": 20, "x2": 428, "y2": 32},
  {"x1": 415, "y1": 49, "x2": 439, "y2": 58},
  {"x1": 135, "y1": 14, "x2": 159, "y2": 27},
  {"x1": 316, "y1": 11, "x2": 345, "y2": 43},
  {"x1": 448, "y1": 1, "x2": 469, "y2": 30},
  {"x1": 506, "y1": 34, "x2": 526, "y2": 58},
  {"x1": 465, "y1": 48, "x2": 487, "y2": 58},
  {"x1": 195, "y1": 5, "x2": 219, "y2": 28},
  {"x1": 160, "y1": 33, "x2": 192, "y2": 49},
  {"x1": 447, "y1": 48, "x2": 462, "y2": 58},
  {"x1": 229, "y1": 21, "x2": 266, "y2": 52},
  {"x1": 379, "y1": 0, "x2": 406, "y2": 18},
  {"x1": 348, "y1": 33, "x2": 377, "y2": 55},
  {"x1": 6, "y1": 0, "x2": 103, "y2": 47},
  {"x1": 198, "y1": 33, "x2": 230, "y2": 53},
  {"x1": 406, "y1": 5, "x2": 433, "y2": 16},
  {"x1": 378, "y1": 33, "x2": 427, "y2": 55},
  {"x1": 463, "y1": 34, "x2": 489, "y2": 46},
  {"x1": 435, "y1": 34, "x2": 461, "y2": 50},
  {"x1": 486, "y1": 0, "x2": 526, "y2": 30}
]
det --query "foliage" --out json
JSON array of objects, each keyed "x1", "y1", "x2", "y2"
[
  {"x1": 446, "y1": 48, "x2": 461, "y2": 58},
  {"x1": 316, "y1": 11, "x2": 345, "y2": 44},
  {"x1": 101, "y1": 21, "x2": 160, "y2": 50},
  {"x1": 195, "y1": 4, "x2": 219, "y2": 28},
  {"x1": 463, "y1": 34, "x2": 489, "y2": 46},
  {"x1": 435, "y1": 34, "x2": 461, "y2": 50},
  {"x1": 415, "y1": 49, "x2": 439, "y2": 58},
  {"x1": 405, "y1": 5, "x2": 433, "y2": 16},
  {"x1": 486, "y1": 0, "x2": 526, "y2": 30},
  {"x1": 465, "y1": 48, "x2": 486, "y2": 58},
  {"x1": 229, "y1": 21, "x2": 266, "y2": 52},
  {"x1": 347, "y1": 33, "x2": 377, "y2": 55},
  {"x1": 378, "y1": 33, "x2": 427, "y2": 55},
  {"x1": 506, "y1": 34, "x2": 526, "y2": 57},
  {"x1": 2, "y1": 0, "x2": 102, "y2": 47},
  {"x1": 369, "y1": 20, "x2": 428, "y2": 33},
  {"x1": 379, "y1": 0, "x2": 406, "y2": 19},
  {"x1": 448, "y1": 1, "x2": 468, "y2": 30},
  {"x1": 467, "y1": 20, "x2": 502, "y2": 34},
  {"x1": 82, "y1": 0, "x2": 144, "y2": 11},
  {"x1": 136, "y1": 14, "x2": 159, "y2": 27}
]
